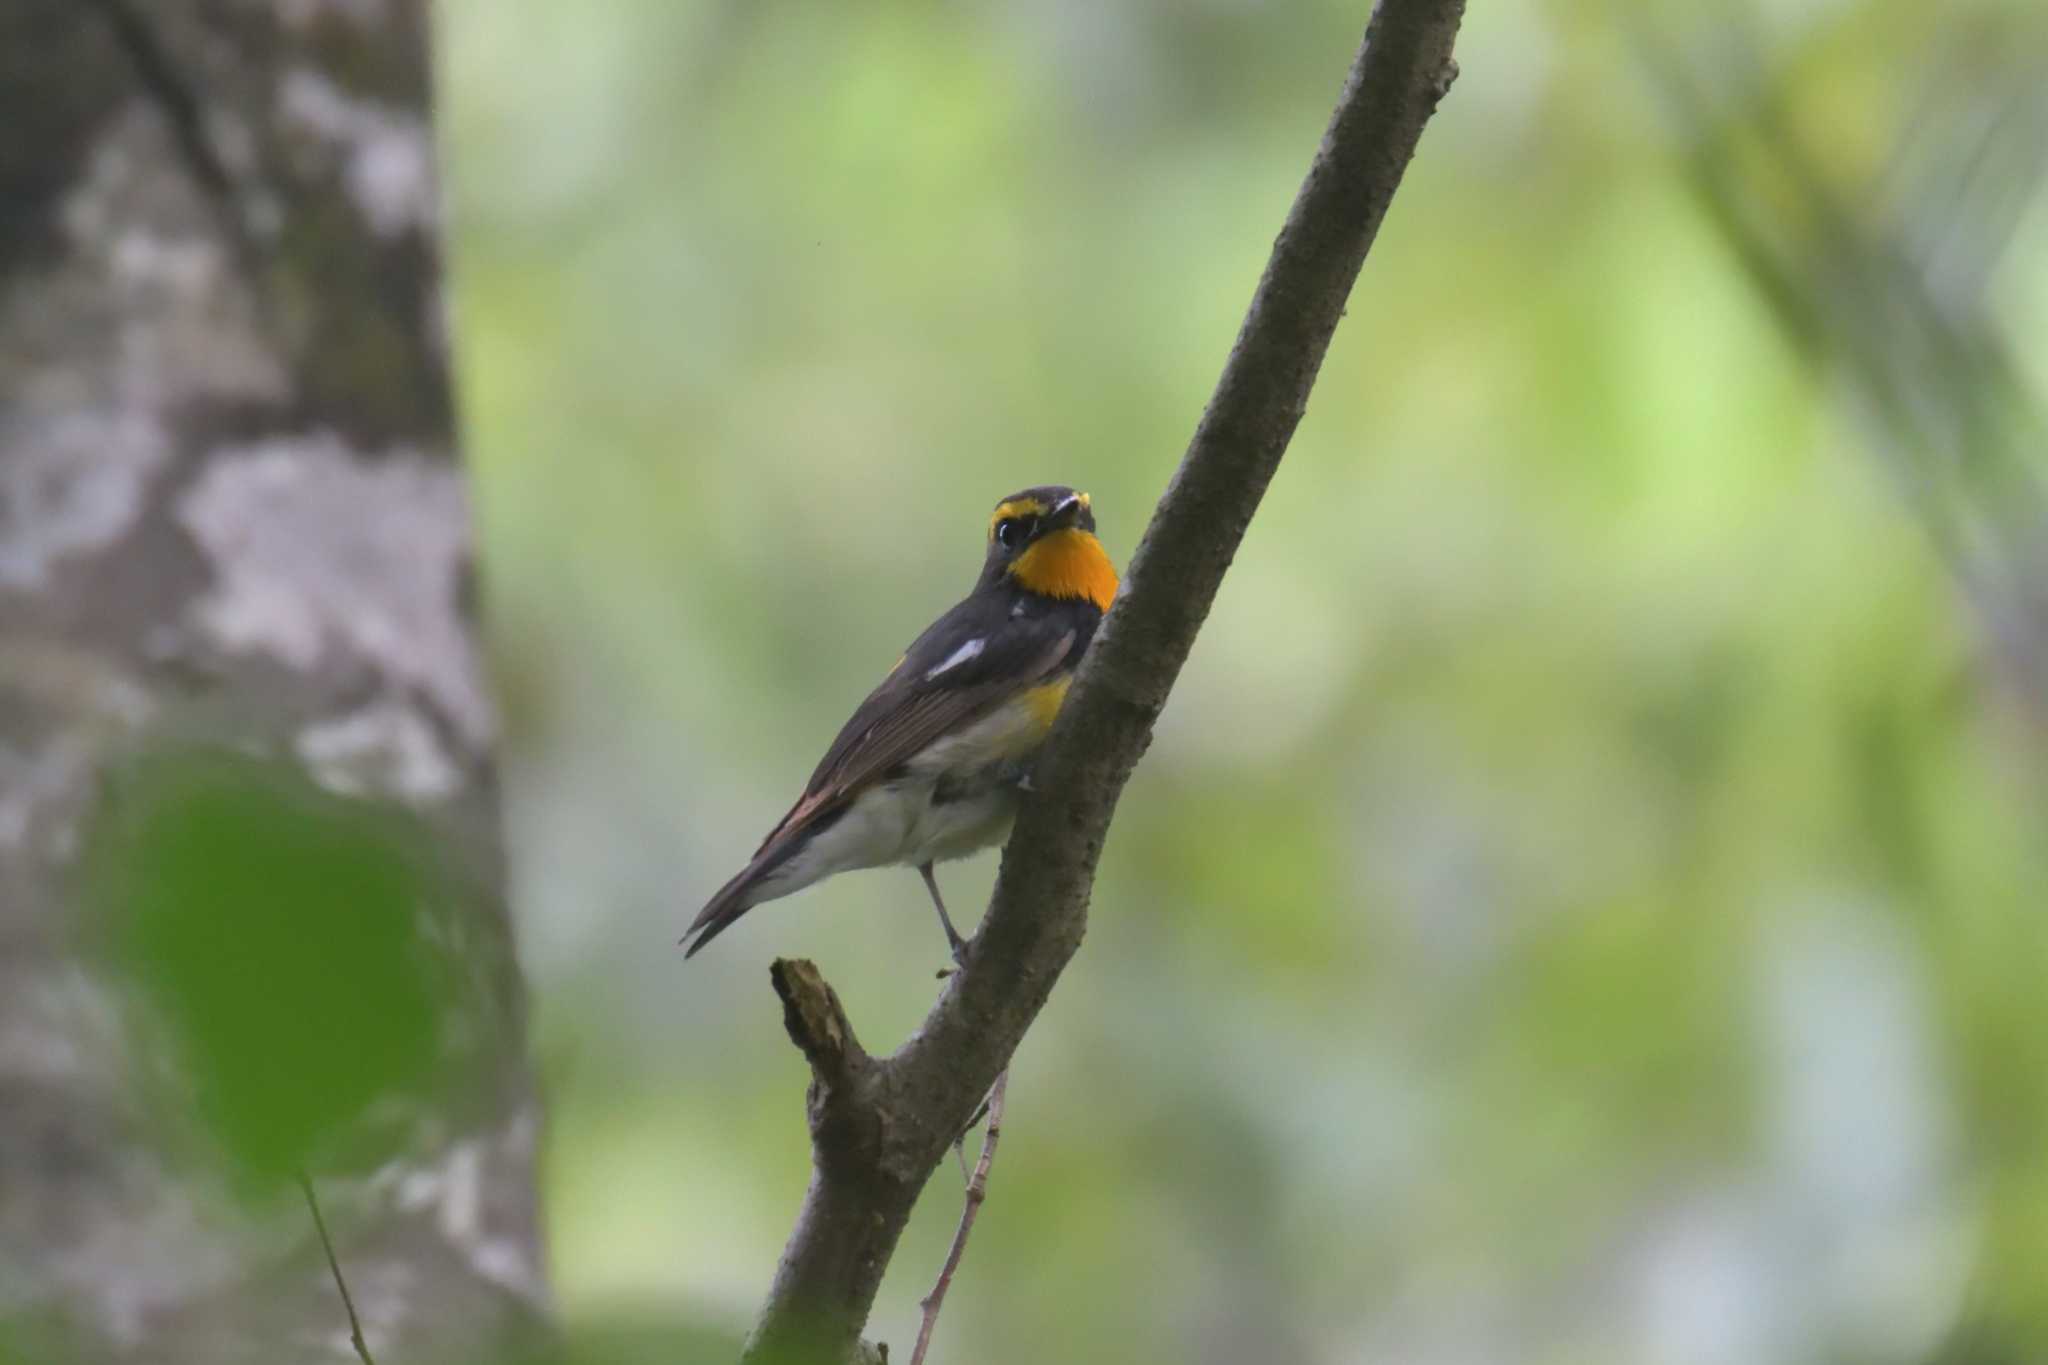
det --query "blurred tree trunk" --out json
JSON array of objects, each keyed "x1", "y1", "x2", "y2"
[{"x1": 0, "y1": 2, "x2": 545, "y2": 1361}]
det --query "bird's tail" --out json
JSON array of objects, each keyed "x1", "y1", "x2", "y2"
[
  {"x1": 684, "y1": 793, "x2": 836, "y2": 958},
  {"x1": 681, "y1": 863, "x2": 763, "y2": 957}
]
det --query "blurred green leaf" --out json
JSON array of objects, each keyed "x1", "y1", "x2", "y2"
[
  {"x1": 1641, "y1": 4, "x2": 2048, "y2": 713},
  {"x1": 82, "y1": 751, "x2": 443, "y2": 1187}
]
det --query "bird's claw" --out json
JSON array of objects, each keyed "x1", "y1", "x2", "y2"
[{"x1": 936, "y1": 930, "x2": 970, "y2": 979}]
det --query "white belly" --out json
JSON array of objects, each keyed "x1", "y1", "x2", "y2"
[
  {"x1": 750, "y1": 778, "x2": 1017, "y2": 904},
  {"x1": 900, "y1": 778, "x2": 1019, "y2": 865},
  {"x1": 747, "y1": 697, "x2": 1045, "y2": 905}
]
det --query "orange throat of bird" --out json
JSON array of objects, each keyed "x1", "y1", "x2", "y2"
[{"x1": 1008, "y1": 529, "x2": 1119, "y2": 611}]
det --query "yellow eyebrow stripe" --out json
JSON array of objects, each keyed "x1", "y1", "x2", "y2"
[{"x1": 987, "y1": 498, "x2": 1050, "y2": 542}]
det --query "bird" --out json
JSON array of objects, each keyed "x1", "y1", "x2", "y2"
[{"x1": 683, "y1": 485, "x2": 1118, "y2": 962}]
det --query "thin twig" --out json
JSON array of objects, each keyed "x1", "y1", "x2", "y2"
[
  {"x1": 908, "y1": 1070, "x2": 1008, "y2": 1365},
  {"x1": 298, "y1": 1171, "x2": 377, "y2": 1365}
]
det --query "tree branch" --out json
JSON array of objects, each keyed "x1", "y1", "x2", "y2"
[
  {"x1": 740, "y1": 3, "x2": 1465, "y2": 1360},
  {"x1": 771, "y1": 957, "x2": 867, "y2": 1087}
]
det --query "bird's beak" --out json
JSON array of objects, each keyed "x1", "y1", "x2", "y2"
[{"x1": 1048, "y1": 491, "x2": 1090, "y2": 530}]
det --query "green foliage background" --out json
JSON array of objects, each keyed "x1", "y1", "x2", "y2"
[{"x1": 440, "y1": 1, "x2": 2048, "y2": 1360}]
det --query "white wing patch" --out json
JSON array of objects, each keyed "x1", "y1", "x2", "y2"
[{"x1": 925, "y1": 637, "x2": 985, "y2": 681}]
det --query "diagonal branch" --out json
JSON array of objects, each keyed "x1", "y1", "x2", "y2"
[{"x1": 740, "y1": 3, "x2": 1465, "y2": 1361}]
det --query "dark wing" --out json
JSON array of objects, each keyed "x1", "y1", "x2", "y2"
[
  {"x1": 775, "y1": 597, "x2": 1077, "y2": 844},
  {"x1": 681, "y1": 592, "x2": 1077, "y2": 954}
]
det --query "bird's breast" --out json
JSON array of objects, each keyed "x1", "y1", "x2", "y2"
[
  {"x1": 911, "y1": 675, "x2": 1073, "y2": 780},
  {"x1": 819, "y1": 675, "x2": 1075, "y2": 872}
]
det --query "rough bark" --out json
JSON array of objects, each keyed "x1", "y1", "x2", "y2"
[
  {"x1": 0, "y1": 2, "x2": 545, "y2": 1361},
  {"x1": 740, "y1": 3, "x2": 1466, "y2": 1361}
]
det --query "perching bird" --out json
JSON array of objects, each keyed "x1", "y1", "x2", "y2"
[{"x1": 683, "y1": 486, "x2": 1118, "y2": 961}]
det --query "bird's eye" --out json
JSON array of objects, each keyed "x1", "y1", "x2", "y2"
[{"x1": 996, "y1": 518, "x2": 1019, "y2": 547}]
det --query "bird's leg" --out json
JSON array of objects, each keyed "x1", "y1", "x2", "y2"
[
  {"x1": 950, "y1": 1076, "x2": 1001, "y2": 1185},
  {"x1": 919, "y1": 861, "x2": 970, "y2": 968},
  {"x1": 916, "y1": 861, "x2": 991, "y2": 1173}
]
